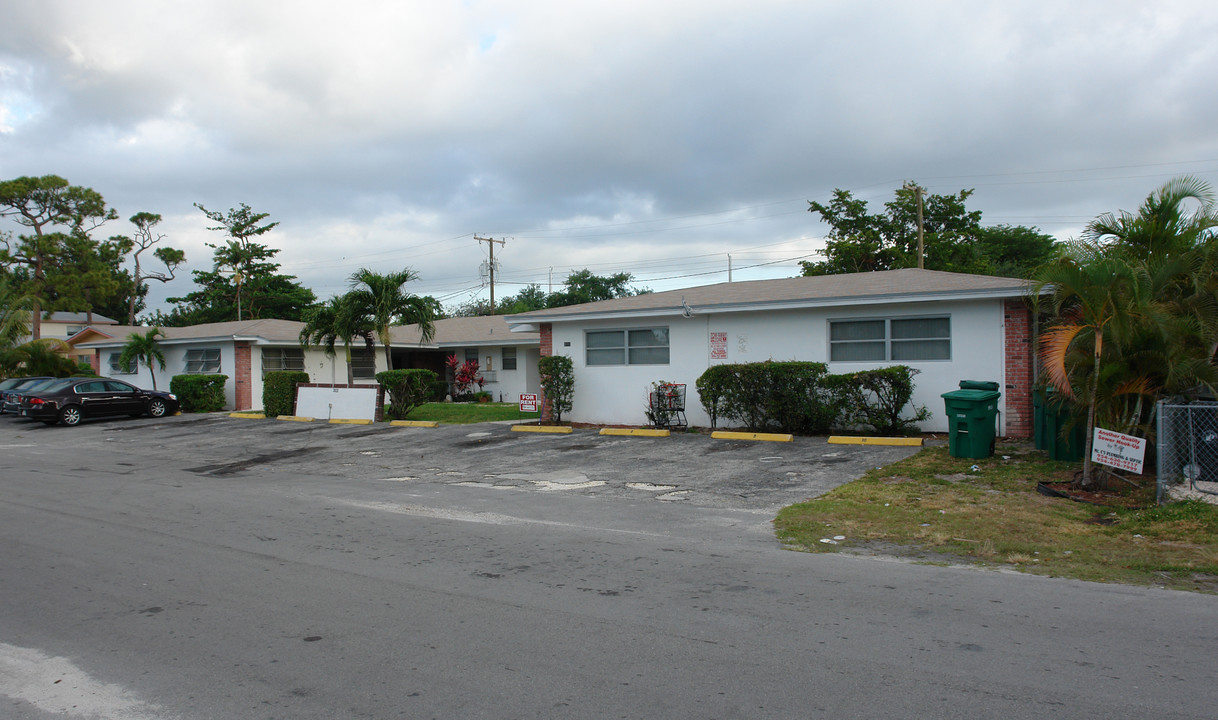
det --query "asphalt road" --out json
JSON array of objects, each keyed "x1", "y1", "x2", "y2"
[{"x1": 1, "y1": 414, "x2": 1216, "y2": 719}]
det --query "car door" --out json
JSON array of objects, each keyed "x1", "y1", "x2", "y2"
[
  {"x1": 71, "y1": 380, "x2": 113, "y2": 417},
  {"x1": 103, "y1": 380, "x2": 144, "y2": 415}
]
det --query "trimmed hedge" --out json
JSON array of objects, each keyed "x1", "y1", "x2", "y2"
[
  {"x1": 170, "y1": 374, "x2": 228, "y2": 413},
  {"x1": 263, "y1": 371, "x2": 310, "y2": 418},
  {"x1": 695, "y1": 361, "x2": 838, "y2": 433},
  {"x1": 538, "y1": 355, "x2": 575, "y2": 422},
  {"x1": 695, "y1": 361, "x2": 927, "y2": 435},
  {"x1": 376, "y1": 368, "x2": 438, "y2": 420}
]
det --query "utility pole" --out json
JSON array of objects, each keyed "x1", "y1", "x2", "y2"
[
  {"x1": 727, "y1": 254, "x2": 733, "y2": 282},
  {"x1": 474, "y1": 235, "x2": 505, "y2": 314},
  {"x1": 904, "y1": 183, "x2": 926, "y2": 269}
]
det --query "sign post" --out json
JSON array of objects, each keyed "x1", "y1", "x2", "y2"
[{"x1": 1091, "y1": 427, "x2": 1147, "y2": 474}]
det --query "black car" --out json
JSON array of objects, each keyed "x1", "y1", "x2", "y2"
[
  {"x1": 18, "y1": 378, "x2": 179, "y2": 427},
  {"x1": 0, "y1": 376, "x2": 54, "y2": 414}
]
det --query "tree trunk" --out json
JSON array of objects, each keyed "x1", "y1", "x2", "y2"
[{"x1": 1080, "y1": 330, "x2": 1103, "y2": 490}]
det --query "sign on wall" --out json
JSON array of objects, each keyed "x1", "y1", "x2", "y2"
[
  {"x1": 519, "y1": 393, "x2": 538, "y2": 412},
  {"x1": 710, "y1": 332, "x2": 728, "y2": 360},
  {"x1": 1091, "y1": 427, "x2": 1147, "y2": 474}
]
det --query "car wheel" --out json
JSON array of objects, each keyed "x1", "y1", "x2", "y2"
[
  {"x1": 148, "y1": 398, "x2": 168, "y2": 418},
  {"x1": 59, "y1": 405, "x2": 83, "y2": 427}
]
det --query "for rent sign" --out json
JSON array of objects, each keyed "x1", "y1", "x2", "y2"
[
  {"x1": 1091, "y1": 427, "x2": 1147, "y2": 474},
  {"x1": 519, "y1": 393, "x2": 538, "y2": 412}
]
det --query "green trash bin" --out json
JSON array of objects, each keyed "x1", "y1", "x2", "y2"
[
  {"x1": 942, "y1": 386, "x2": 1000, "y2": 459},
  {"x1": 1041, "y1": 388, "x2": 1085, "y2": 461}
]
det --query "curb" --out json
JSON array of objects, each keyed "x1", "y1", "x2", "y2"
[
  {"x1": 390, "y1": 420, "x2": 439, "y2": 428},
  {"x1": 229, "y1": 412, "x2": 265, "y2": 419},
  {"x1": 512, "y1": 425, "x2": 573, "y2": 434},
  {"x1": 329, "y1": 418, "x2": 373, "y2": 425},
  {"x1": 711, "y1": 431, "x2": 793, "y2": 442},
  {"x1": 828, "y1": 436, "x2": 923, "y2": 447},
  {"x1": 599, "y1": 428, "x2": 670, "y2": 437},
  {"x1": 276, "y1": 416, "x2": 315, "y2": 422}
]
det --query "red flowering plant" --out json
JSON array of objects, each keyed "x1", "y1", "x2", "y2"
[{"x1": 445, "y1": 354, "x2": 484, "y2": 400}]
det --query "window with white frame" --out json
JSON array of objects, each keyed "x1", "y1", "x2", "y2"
[
  {"x1": 501, "y1": 346, "x2": 517, "y2": 370},
  {"x1": 586, "y1": 328, "x2": 670, "y2": 366},
  {"x1": 108, "y1": 352, "x2": 136, "y2": 374},
  {"x1": 184, "y1": 348, "x2": 222, "y2": 373},
  {"x1": 829, "y1": 316, "x2": 951, "y2": 362},
  {"x1": 261, "y1": 348, "x2": 305, "y2": 376},
  {"x1": 350, "y1": 347, "x2": 377, "y2": 380}
]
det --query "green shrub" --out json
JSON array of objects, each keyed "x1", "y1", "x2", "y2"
[
  {"x1": 538, "y1": 355, "x2": 575, "y2": 422},
  {"x1": 170, "y1": 374, "x2": 228, "y2": 413},
  {"x1": 832, "y1": 365, "x2": 929, "y2": 436},
  {"x1": 430, "y1": 379, "x2": 449, "y2": 401},
  {"x1": 695, "y1": 361, "x2": 838, "y2": 433},
  {"x1": 376, "y1": 368, "x2": 438, "y2": 420},
  {"x1": 263, "y1": 371, "x2": 310, "y2": 417}
]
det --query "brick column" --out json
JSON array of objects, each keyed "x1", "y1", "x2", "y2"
[
  {"x1": 539, "y1": 323, "x2": 553, "y2": 422},
  {"x1": 234, "y1": 341, "x2": 252, "y2": 411},
  {"x1": 1003, "y1": 299, "x2": 1033, "y2": 438}
]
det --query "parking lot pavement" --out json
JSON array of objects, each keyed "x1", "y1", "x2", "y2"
[{"x1": 2, "y1": 412, "x2": 923, "y2": 513}]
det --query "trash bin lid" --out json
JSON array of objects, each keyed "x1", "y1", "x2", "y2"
[
  {"x1": 959, "y1": 380, "x2": 1000, "y2": 391},
  {"x1": 942, "y1": 389, "x2": 1001, "y2": 402}
]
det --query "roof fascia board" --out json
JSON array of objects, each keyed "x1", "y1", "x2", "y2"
[{"x1": 509, "y1": 287, "x2": 1033, "y2": 325}]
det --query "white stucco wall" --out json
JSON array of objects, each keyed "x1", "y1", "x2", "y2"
[
  {"x1": 551, "y1": 298, "x2": 1011, "y2": 433},
  {"x1": 101, "y1": 342, "x2": 238, "y2": 408}
]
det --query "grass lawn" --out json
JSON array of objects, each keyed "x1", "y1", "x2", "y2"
[
  {"x1": 397, "y1": 402, "x2": 541, "y2": 425},
  {"x1": 775, "y1": 441, "x2": 1218, "y2": 593}
]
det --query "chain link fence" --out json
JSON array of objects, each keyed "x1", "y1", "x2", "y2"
[{"x1": 1156, "y1": 400, "x2": 1218, "y2": 504}]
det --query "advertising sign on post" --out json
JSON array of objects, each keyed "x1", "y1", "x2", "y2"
[
  {"x1": 1091, "y1": 427, "x2": 1147, "y2": 474},
  {"x1": 519, "y1": 393, "x2": 538, "y2": 412}
]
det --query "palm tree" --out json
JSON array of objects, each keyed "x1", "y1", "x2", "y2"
[
  {"x1": 3, "y1": 338, "x2": 81, "y2": 378},
  {"x1": 344, "y1": 268, "x2": 438, "y2": 371},
  {"x1": 0, "y1": 281, "x2": 33, "y2": 349},
  {"x1": 299, "y1": 296, "x2": 373, "y2": 384},
  {"x1": 118, "y1": 328, "x2": 167, "y2": 390},
  {"x1": 1033, "y1": 177, "x2": 1218, "y2": 488}
]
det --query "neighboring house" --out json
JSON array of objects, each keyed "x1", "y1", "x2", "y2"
[
  {"x1": 505, "y1": 268, "x2": 1039, "y2": 436},
  {"x1": 71, "y1": 316, "x2": 541, "y2": 412},
  {"x1": 15, "y1": 312, "x2": 120, "y2": 368}
]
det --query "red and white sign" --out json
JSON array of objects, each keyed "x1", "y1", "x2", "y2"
[
  {"x1": 1091, "y1": 427, "x2": 1147, "y2": 474},
  {"x1": 710, "y1": 331, "x2": 728, "y2": 360},
  {"x1": 519, "y1": 393, "x2": 538, "y2": 412}
]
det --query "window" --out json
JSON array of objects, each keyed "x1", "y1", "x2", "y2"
[
  {"x1": 501, "y1": 346, "x2": 517, "y2": 371},
  {"x1": 829, "y1": 317, "x2": 950, "y2": 362},
  {"x1": 108, "y1": 352, "x2": 136, "y2": 374},
  {"x1": 262, "y1": 348, "x2": 305, "y2": 376},
  {"x1": 184, "y1": 348, "x2": 222, "y2": 374},
  {"x1": 66, "y1": 325, "x2": 84, "y2": 337},
  {"x1": 350, "y1": 348, "x2": 377, "y2": 380},
  {"x1": 586, "y1": 328, "x2": 669, "y2": 366},
  {"x1": 465, "y1": 348, "x2": 479, "y2": 363}
]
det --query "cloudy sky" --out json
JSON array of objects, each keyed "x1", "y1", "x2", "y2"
[{"x1": 2, "y1": 0, "x2": 1216, "y2": 315}]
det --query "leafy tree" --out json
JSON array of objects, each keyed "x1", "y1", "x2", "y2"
[
  {"x1": 116, "y1": 213, "x2": 185, "y2": 325},
  {"x1": 538, "y1": 354, "x2": 575, "y2": 423},
  {"x1": 0, "y1": 175, "x2": 119, "y2": 337},
  {"x1": 800, "y1": 185, "x2": 1055, "y2": 278},
  {"x1": 159, "y1": 253, "x2": 316, "y2": 326},
  {"x1": 345, "y1": 267, "x2": 440, "y2": 371},
  {"x1": 449, "y1": 284, "x2": 552, "y2": 317},
  {"x1": 194, "y1": 203, "x2": 280, "y2": 321},
  {"x1": 547, "y1": 270, "x2": 642, "y2": 308},
  {"x1": 118, "y1": 327, "x2": 167, "y2": 391}
]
